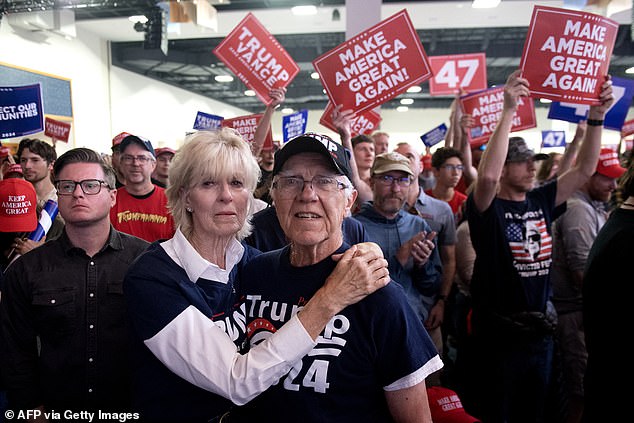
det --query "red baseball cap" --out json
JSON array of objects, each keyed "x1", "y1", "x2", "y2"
[
  {"x1": 0, "y1": 178, "x2": 37, "y2": 233},
  {"x1": 3, "y1": 164, "x2": 24, "y2": 179},
  {"x1": 427, "y1": 386, "x2": 480, "y2": 423},
  {"x1": 596, "y1": 147, "x2": 626, "y2": 179},
  {"x1": 112, "y1": 132, "x2": 132, "y2": 149},
  {"x1": 421, "y1": 153, "x2": 432, "y2": 170},
  {"x1": 155, "y1": 147, "x2": 176, "y2": 157}
]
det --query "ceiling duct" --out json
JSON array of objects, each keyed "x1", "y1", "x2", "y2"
[{"x1": 7, "y1": 8, "x2": 76, "y2": 38}]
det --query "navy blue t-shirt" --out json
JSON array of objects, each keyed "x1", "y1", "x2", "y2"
[{"x1": 232, "y1": 243, "x2": 441, "y2": 422}]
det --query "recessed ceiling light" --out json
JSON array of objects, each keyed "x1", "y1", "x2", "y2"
[
  {"x1": 281, "y1": 107, "x2": 294, "y2": 114},
  {"x1": 472, "y1": 0, "x2": 501, "y2": 9},
  {"x1": 215, "y1": 75, "x2": 234, "y2": 82},
  {"x1": 128, "y1": 15, "x2": 148, "y2": 24},
  {"x1": 310, "y1": 72, "x2": 320, "y2": 79},
  {"x1": 291, "y1": 5, "x2": 317, "y2": 16},
  {"x1": 406, "y1": 85, "x2": 422, "y2": 93},
  {"x1": 539, "y1": 98, "x2": 552, "y2": 104},
  {"x1": 396, "y1": 106, "x2": 409, "y2": 112},
  {"x1": 400, "y1": 98, "x2": 414, "y2": 105},
  {"x1": 244, "y1": 90, "x2": 256, "y2": 96}
]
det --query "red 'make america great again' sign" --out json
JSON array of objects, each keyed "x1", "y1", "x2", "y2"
[
  {"x1": 460, "y1": 86, "x2": 536, "y2": 147},
  {"x1": 520, "y1": 5, "x2": 617, "y2": 105},
  {"x1": 313, "y1": 9, "x2": 432, "y2": 114},
  {"x1": 213, "y1": 13, "x2": 300, "y2": 106},
  {"x1": 319, "y1": 102, "x2": 382, "y2": 137},
  {"x1": 221, "y1": 113, "x2": 273, "y2": 147}
]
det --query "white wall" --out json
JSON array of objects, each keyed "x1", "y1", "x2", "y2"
[
  {"x1": 109, "y1": 66, "x2": 248, "y2": 149},
  {"x1": 0, "y1": 19, "x2": 111, "y2": 156},
  {"x1": 0, "y1": 18, "x2": 247, "y2": 156}
]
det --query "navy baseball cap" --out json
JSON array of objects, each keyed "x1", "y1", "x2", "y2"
[
  {"x1": 273, "y1": 133, "x2": 352, "y2": 179},
  {"x1": 119, "y1": 134, "x2": 156, "y2": 158}
]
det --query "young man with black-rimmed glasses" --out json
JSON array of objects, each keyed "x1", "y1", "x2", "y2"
[{"x1": 1, "y1": 148, "x2": 149, "y2": 418}]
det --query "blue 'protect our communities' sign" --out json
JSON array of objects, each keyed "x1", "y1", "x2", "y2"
[{"x1": 0, "y1": 83, "x2": 44, "y2": 139}]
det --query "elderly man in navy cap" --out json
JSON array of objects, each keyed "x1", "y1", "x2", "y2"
[{"x1": 109, "y1": 134, "x2": 174, "y2": 242}]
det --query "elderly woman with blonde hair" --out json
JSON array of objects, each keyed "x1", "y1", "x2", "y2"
[{"x1": 124, "y1": 128, "x2": 390, "y2": 422}]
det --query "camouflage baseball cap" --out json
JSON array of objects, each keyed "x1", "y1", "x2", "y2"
[{"x1": 506, "y1": 137, "x2": 548, "y2": 163}]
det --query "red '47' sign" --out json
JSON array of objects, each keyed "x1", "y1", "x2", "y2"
[
  {"x1": 213, "y1": 13, "x2": 300, "y2": 106},
  {"x1": 460, "y1": 86, "x2": 536, "y2": 147},
  {"x1": 222, "y1": 113, "x2": 273, "y2": 148},
  {"x1": 313, "y1": 9, "x2": 432, "y2": 114},
  {"x1": 520, "y1": 5, "x2": 617, "y2": 105},
  {"x1": 319, "y1": 102, "x2": 382, "y2": 137},
  {"x1": 429, "y1": 53, "x2": 487, "y2": 96}
]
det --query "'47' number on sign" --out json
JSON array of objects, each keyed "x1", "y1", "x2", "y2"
[
  {"x1": 429, "y1": 53, "x2": 487, "y2": 96},
  {"x1": 436, "y1": 60, "x2": 479, "y2": 89}
]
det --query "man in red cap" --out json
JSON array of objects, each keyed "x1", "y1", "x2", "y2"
[
  {"x1": 551, "y1": 146, "x2": 626, "y2": 422},
  {"x1": 0, "y1": 178, "x2": 37, "y2": 270},
  {"x1": 111, "y1": 131, "x2": 131, "y2": 188},
  {"x1": 151, "y1": 147, "x2": 176, "y2": 188}
]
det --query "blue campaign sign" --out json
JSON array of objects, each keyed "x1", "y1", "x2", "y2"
[
  {"x1": 282, "y1": 109, "x2": 308, "y2": 143},
  {"x1": 547, "y1": 76, "x2": 634, "y2": 131},
  {"x1": 0, "y1": 84, "x2": 44, "y2": 139},
  {"x1": 193, "y1": 111, "x2": 223, "y2": 130},
  {"x1": 420, "y1": 123, "x2": 448, "y2": 147},
  {"x1": 541, "y1": 130, "x2": 566, "y2": 148}
]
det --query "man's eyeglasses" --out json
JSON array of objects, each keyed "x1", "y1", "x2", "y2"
[
  {"x1": 272, "y1": 176, "x2": 348, "y2": 198},
  {"x1": 121, "y1": 155, "x2": 154, "y2": 164},
  {"x1": 374, "y1": 174, "x2": 412, "y2": 187},
  {"x1": 440, "y1": 164, "x2": 464, "y2": 172},
  {"x1": 55, "y1": 179, "x2": 111, "y2": 195}
]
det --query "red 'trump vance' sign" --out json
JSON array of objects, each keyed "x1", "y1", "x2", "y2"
[{"x1": 213, "y1": 13, "x2": 300, "y2": 106}]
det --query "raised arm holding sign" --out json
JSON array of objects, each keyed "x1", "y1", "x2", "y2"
[{"x1": 520, "y1": 5, "x2": 617, "y2": 105}]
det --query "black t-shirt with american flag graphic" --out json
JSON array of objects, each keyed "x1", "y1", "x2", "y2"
[{"x1": 466, "y1": 180, "x2": 558, "y2": 327}]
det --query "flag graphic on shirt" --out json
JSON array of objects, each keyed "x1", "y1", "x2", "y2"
[{"x1": 506, "y1": 218, "x2": 552, "y2": 263}]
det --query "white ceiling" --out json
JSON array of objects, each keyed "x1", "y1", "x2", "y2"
[{"x1": 76, "y1": 0, "x2": 633, "y2": 43}]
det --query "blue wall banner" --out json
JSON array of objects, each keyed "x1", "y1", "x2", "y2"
[
  {"x1": 193, "y1": 111, "x2": 223, "y2": 130},
  {"x1": 541, "y1": 130, "x2": 566, "y2": 148},
  {"x1": 420, "y1": 123, "x2": 447, "y2": 147},
  {"x1": 547, "y1": 76, "x2": 634, "y2": 131},
  {"x1": 0, "y1": 84, "x2": 44, "y2": 139},
  {"x1": 282, "y1": 109, "x2": 308, "y2": 143}
]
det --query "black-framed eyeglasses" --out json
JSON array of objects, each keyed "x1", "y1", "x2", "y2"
[
  {"x1": 272, "y1": 175, "x2": 348, "y2": 198},
  {"x1": 121, "y1": 154, "x2": 154, "y2": 164},
  {"x1": 55, "y1": 179, "x2": 111, "y2": 195},
  {"x1": 374, "y1": 174, "x2": 411, "y2": 187}
]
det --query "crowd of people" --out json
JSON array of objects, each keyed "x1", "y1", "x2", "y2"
[{"x1": 0, "y1": 67, "x2": 631, "y2": 423}]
